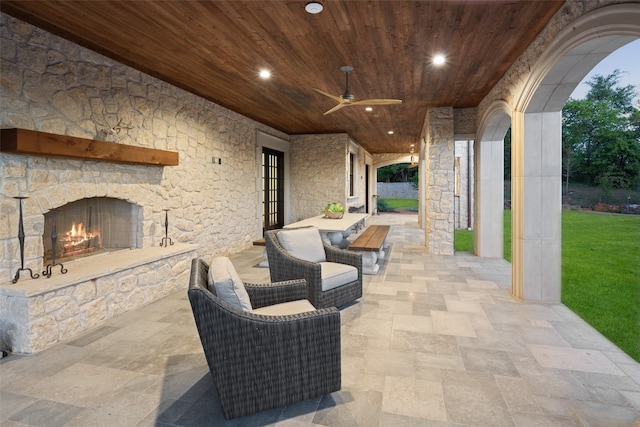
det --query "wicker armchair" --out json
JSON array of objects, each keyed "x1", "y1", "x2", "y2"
[
  {"x1": 265, "y1": 227, "x2": 363, "y2": 309},
  {"x1": 188, "y1": 258, "x2": 341, "y2": 420}
]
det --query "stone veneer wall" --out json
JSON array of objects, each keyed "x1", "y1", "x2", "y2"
[
  {"x1": 423, "y1": 108, "x2": 455, "y2": 255},
  {"x1": 0, "y1": 13, "x2": 292, "y2": 281},
  {"x1": 453, "y1": 108, "x2": 477, "y2": 136},
  {"x1": 289, "y1": 133, "x2": 351, "y2": 221},
  {"x1": 1, "y1": 245, "x2": 196, "y2": 353}
]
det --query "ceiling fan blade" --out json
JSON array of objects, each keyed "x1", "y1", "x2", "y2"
[
  {"x1": 315, "y1": 67, "x2": 401, "y2": 115},
  {"x1": 323, "y1": 102, "x2": 349, "y2": 115},
  {"x1": 351, "y1": 99, "x2": 403, "y2": 106},
  {"x1": 313, "y1": 88, "x2": 343, "y2": 103}
]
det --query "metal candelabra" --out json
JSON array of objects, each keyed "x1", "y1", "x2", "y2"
[
  {"x1": 11, "y1": 196, "x2": 40, "y2": 284},
  {"x1": 42, "y1": 211, "x2": 68, "y2": 278},
  {"x1": 160, "y1": 209, "x2": 174, "y2": 247}
]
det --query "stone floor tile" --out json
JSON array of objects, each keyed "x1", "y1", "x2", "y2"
[
  {"x1": 511, "y1": 412, "x2": 583, "y2": 427},
  {"x1": 390, "y1": 330, "x2": 460, "y2": 356},
  {"x1": 392, "y1": 314, "x2": 433, "y2": 334},
  {"x1": 456, "y1": 290, "x2": 496, "y2": 304},
  {"x1": 431, "y1": 310, "x2": 477, "y2": 338},
  {"x1": 382, "y1": 376, "x2": 447, "y2": 421},
  {"x1": 415, "y1": 352, "x2": 466, "y2": 371},
  {"x1": 460, "y1": 347, "x2": 520, "y2": 377},
  {"x1": 518, "y1": 369, "x2": 596, "y2": 401},
  {"x1": 7, "y1": 399, "x2": 85, "y2": 427},
  {"x1": 570, "y1": 400, "x2": 640, "y2": 427},
  {"x1": 363, "y1": 347, "x2": 415, "y2": 377},
  {"x1": 444, "y1": 297, "x2": 487, "y2": 315},
  {"x1": 621, "y1": 390, "x2": 640, "y2": 411},
  {"x1": 619, "y1": 363, "x2": 640, "y2": 385},
  {"x1": 552, "y1": 321, "x2": 622, "y2": 352},
  {"x1": 456, "y1": 329, "x2": 530, "y2": 356},
  {"x1": 527, "y1": 344, "x2": 626, "y2": 375},
  {"x1": 572, "y1": 371, "x2": 640, "y2": 392},
  {"x1": 534, "y1": 395, "x2": 579, "y2": 419},
  {"x1": 347, "y1": 317, "x2": 393, "y2": 339},
  {"x1": 495, "y1": 375, "x2": 542, "y2": 414},
  {"x1": 0, "y1": 391, "x2": 38, "y2": 422},
  {"x1": 313, "y1": 389, "x2": 382, "y2": 427},
  {"x1": 441, "y1": 370, "x2": 514, "y2": 426},
  {"x1": 23, "y1": 362, "x2": 145, "y2": 405}
]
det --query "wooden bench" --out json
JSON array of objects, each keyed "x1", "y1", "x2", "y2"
[{"x1": 349, "y1": 225, "x2": 390, "y2": 274}]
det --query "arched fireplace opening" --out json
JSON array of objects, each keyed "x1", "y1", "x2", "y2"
[{"x1": 43, "y1": 197, "x2": 140, "y2": 263}]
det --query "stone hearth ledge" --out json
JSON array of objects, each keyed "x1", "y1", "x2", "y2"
[
  {"x1": 0, "y1": 243, "x2": 198, "y2": 353},
  {"x1": 1, "y1": 243, "x2": 197, "y2": 296}
]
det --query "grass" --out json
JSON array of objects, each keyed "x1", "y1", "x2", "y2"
[
  {"x1": 455, "y1": 210, "x2": 640, "y2": 361},
  {"x1": 454, "y1": 210, "x2": 511, "y2": 261},
  {"x1": 561, "y1": 211, "x2": 640, "y2": 361},
  {"x1": 378, "y1": 198, "x2": 418, "y2": 212}
]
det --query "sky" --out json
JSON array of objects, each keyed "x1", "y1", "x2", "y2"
[{"x1": 570, "y1": 39, "x2": 640, "y2": 100}]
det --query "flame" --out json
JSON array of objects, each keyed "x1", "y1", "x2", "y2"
[
  {"x1": 63, "y1": 222, "x2": 101, "y2": 252},
  {"x1": 67, "y1": 222, "x2": 91, "y2": 239}
]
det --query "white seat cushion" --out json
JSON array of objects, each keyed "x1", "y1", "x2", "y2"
[
  {"x1": 252, "y1": 299, "x2": 316, "y2": 316},
  {"x1": 319, "y1": 262, "x2": 358, "y2": 291},
  {"x1": 208, "y1": 256, "x2": 253, "y2": 312},
  {"x1": 277, "y1": 227, "x2": 326, "y2": 263}
]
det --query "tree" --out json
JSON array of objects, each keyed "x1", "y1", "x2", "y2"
[
  {"x1": 504, "y1": 127, "x2": 511, "y2": 181},
  {"x1": 377, "y1": 163, "x2": 417, "y2": 183},
  {"x1": 562, "y1": 70, "x2": 640, "y2": 190}
]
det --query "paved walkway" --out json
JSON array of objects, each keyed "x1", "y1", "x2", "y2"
[{"x1": 2, "y1": 214, "x2": 639, "y2": 426}]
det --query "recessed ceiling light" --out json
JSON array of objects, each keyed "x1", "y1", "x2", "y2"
[
  {"x1": 259, "y1": 69, "x2": 271, "y2": 79},
  {"x1": 365, "y1": 107, "x2": 373, "y2": 112},
  {"x1": 388, "y1": 131, "x2": 394, "y2": 135},
  {"x1": 305, "y1": 2, "x2": 323, "y2": 14},
  {"x1": 433, "y1": 54, "x2": 446, "y2": 65}
]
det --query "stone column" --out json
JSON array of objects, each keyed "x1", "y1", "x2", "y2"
[
  {"x1": 511, "y1": 110, "x2": 562, "y2": 302},
  {"x1": 424, "y1": 108, "x2": 455, "y2": 255},
  {"x1": 474, "y1": 137, "x2": 504, "y2": 258}
]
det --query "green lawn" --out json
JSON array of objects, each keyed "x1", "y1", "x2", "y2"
[
  {"x1": 378, "y1": 198, "x2": 418, "y2": 212},
  {"x1": 455, "y1": 210, "x2": 640, "y2": 361},
  {"x1": 561, "y1": 211, "x2": 640, "y2": 361}
]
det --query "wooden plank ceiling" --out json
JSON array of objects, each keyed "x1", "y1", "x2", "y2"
[{"x1": 1, "y1": 0, "x2": 564, "y2": 154}]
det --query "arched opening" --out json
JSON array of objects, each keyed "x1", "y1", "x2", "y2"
[
  {"x1": 475, "y1": 102, "x2": 511, "y2": 259},
  {"x1": 511, "y1": 4, "x2": 640, "y2": 303},
  {"x1": 373, "y1": 154, "x2": 420, "y2": 218}
]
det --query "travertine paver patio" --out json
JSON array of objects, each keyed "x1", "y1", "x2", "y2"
[{"x1": 1, "y1": 214, "x2": 639, "y2": 426}]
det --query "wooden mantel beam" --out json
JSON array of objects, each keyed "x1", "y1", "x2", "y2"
[{"x1": 0, "y1": 128, "x2": 179, "y2": 166}]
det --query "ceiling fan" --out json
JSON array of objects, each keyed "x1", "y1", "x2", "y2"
[{"x1": 313, "y1": 66, "x2": 402, "y2": 115}]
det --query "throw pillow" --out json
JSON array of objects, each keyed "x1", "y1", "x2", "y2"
[
  {"x1": 276, "y1": 227, "x2": 326, "y2": 263},
  {"x1": 208, "y1": 256, "x2": 253, "y2": 312}
]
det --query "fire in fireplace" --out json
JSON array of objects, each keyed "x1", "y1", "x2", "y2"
[
  {"x1": 60, "y1": 221, "x2": 101, "y2": 258},
  {"x1": 43, "y1": 197, "x2": 139, "y2": 263}
]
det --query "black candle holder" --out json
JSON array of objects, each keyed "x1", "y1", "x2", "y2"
[
  {"x1": 43, "y1": 211, "x2": 68, "y2": 278},
  {"x1": 11, "y1": 196, "x2": 40, "y2": 284},
  {"x1": 160, "y1": 209, "x2": 174, "y2": 247}
]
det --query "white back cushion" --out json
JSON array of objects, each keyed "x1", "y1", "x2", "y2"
[
  {"x1": 208, "y1": 256, "x2": 253, "y2": 312},
  {"x1": 276, "y1": 227, "x2": 326, "y2": 263}
]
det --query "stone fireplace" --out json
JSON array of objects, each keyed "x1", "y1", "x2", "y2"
[{"x1": 0, "y1": 133, "x2": 198, "y2": 354}]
